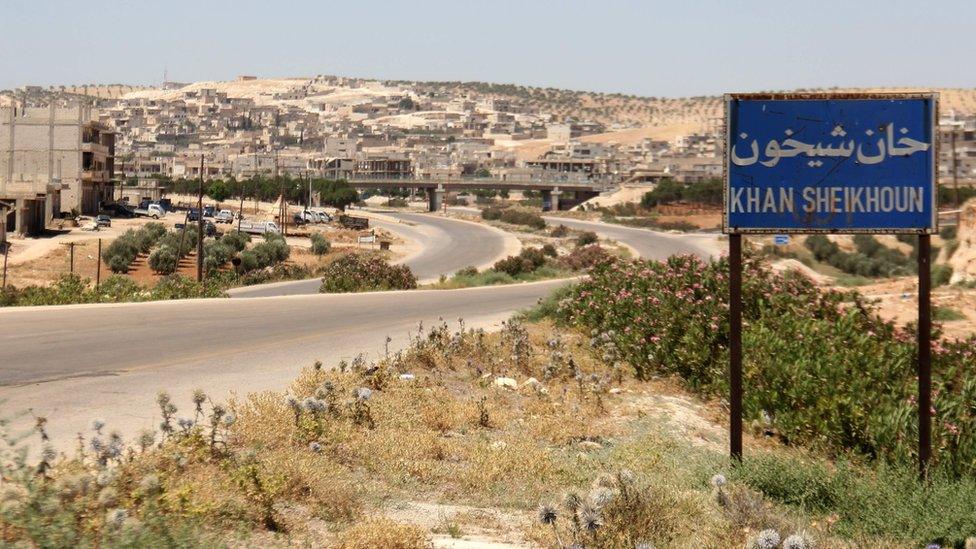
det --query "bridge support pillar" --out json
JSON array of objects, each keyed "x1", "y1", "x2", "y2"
[
  {"x1": 541, "y1": 187, "x2": 562, "y2": 212},
  {"x1": 428, "y1": 185, "x2": 446, "y2": 212}
]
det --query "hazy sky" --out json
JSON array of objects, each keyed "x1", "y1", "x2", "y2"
[{"x1": 1, "y1": 0, "x2": 973, "y2": 97}]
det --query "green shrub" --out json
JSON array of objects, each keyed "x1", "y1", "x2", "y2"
[
  {"x1": 238, "y1": 250, "x2": 260, "y2": 273},
  {"x1": 310, "y1": 232, "x2": 331, "y2": 256},
  {"x1": 319, "y1": 253, "x2": 417, "y2": 293},
  {"x1": 805, "y1": 234, "x2": 913, "y2": 277},
  {"x1": 148, "y1": 245, "x2": 179, "y2": 274},
  {"x1": 150, "y1": 275, "x2": 225, "y2": 300},
  {"x1": 499, "y1": 209, "x2": 546, "y2": 230},
  {"x1": 455, "y1": 266, "x2": 479, "y2": 277},
  {"x1": 220, "y1": 230, "x2": 251, "y2": 252},
  {"x1": 735, "y1": 454, "x2": 976, "y2": 543},
  {"x1": 940, "y1": 225, "x2": 957, "y2": 240},
  {"x1": 932, "y1": 264, "x2": 953, "y2": 287},
  {"x1": 554, "y1": 254, "x2": 976, "y2": 475},
  {"x1": 541, "y1": 243, "x2": 558, "y2": 257},
  {"x1": 251, "y1": 239, "x2": 290, "y2": 269},
  {"x1": 576, "y1": 230, "x2": 599, "y2": 247},
  {"x1": 98, "y1": 275, "x2": 143, "y2": 301}
]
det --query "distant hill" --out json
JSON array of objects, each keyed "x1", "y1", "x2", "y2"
[{"x1": 5, "y1": 77, "x2": 976, "y2": 138}]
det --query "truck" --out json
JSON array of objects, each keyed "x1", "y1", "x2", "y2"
[
  {"x1": 133, "y1": 203, "x2": 166, "y2": 219},
  {"x1": 338, "y1": 215, "x2": 369, "y2": 230},
  {"x1": 238, "y1": 220, "x2": 281, "y2": 235}
]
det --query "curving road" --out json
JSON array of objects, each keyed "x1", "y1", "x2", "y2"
[
  {"x1": 543, "y1": 216, "x2": 723, "y2": 260},
  {"x1": 0, "y1": 280, "x2": 564, "y2": 449},
  {"x1": 0, "y1": 212, "x2": 717, "y2": 450},
  {"x1": 228, "y1": 212, "x2": 517, "y2": 298}
]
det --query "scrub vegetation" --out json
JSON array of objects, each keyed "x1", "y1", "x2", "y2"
[{"x1": 4, "y1": 314, "x2": 974, "y2": 546}]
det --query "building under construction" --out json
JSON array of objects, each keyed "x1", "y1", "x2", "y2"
[{"x1": 0, "y1": 104, "x2": 115, "y2": 235}]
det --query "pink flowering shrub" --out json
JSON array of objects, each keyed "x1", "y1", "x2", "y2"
[
  {"x1": 319, "y1": 253, "x2": 417, "y2": 293},
  {"x1": 556, "y1": 253, "x2": 976, "y2": 474}
]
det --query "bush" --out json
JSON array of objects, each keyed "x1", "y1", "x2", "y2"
[
  {"x1": 542, "y1": 243, "x2": 558, "y2": 257},
  {"x1": 98, "y1": 274, "x2": 143, "y2": 301},
  {"x1": 554, "y1": 254, "x2": 976, "y2": 475},
  {"x1": 559, "y1": 244, "x2": 613, "y2": 271},
  {"x1": 805, "y1": 234, "x2": 913, "y2": 277},
  {"x1": 492, "y1": 247, "x2": 547, "y2": 277},
  {"x1": 576, "y1": 231, "x2": 599, "y2": 247},
  {"x1": 319, "y1": 253, "x2": 417, "y2": 293},
  {"x1": 251, "y1": 239, "x2": 290, "y2": 269},
  {"x1": 455, "y1": 266, "x2": 479, "y2": 277},
  {"x1": 148, "y1": 245, "x2": 179, "y2": 275},
  {"x1": 493, "y1": 256, "x2": 533, "y2": 276},
  {"x1": 481, "y1": 207, "x2": 503, "y2": 221},
  {"x1": 550, "y1": 224, "x2": 570, "y2": 238},
  {"x1": 499, "y1": 209, "x2": 546, "y2": 230},
  {"x1": 932, "y1": 264, "x2": 953, "y2": 287},
  {"x1": 238, "y1": 250, "x2": 260, "y2": 273},
  {"x1": 220, "y1": 230, "x2": 250, "y2": 252},
  {"x1": 310, "y1": 233, "x2": 331, "y2": 256},
  {"x1": 735, "y1": 454, "x2": 976, "y2": 543}
]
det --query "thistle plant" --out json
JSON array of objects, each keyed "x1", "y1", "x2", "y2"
[
  {"x1": 537, "y1": 503, "x2": 563, "y2": 547},
  {"x1": 752, "y1": 529, "x2": 781, "y2": 549},
  {"x1": 191, "y1": 389, "x2": 207, "y2": 421}
]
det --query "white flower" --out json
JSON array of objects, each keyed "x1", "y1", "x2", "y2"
[
  {"x1": 783, "y1": 533, "x2": 813, "y2": 549},
  {"x1": 308, "y1": 441, "x2": 322, "y2": 453},
  {"x1": 355, "y1": 387, "x2": 372, "y2": 401},
  {"x1": 106, "y1": 508, "x2": 127, "y2": 529},
  {"x1": 753, "y1": 529, "x2": 781, "y2": 549},
  {"x1": 710, "y1": 473, "x2": 727, "y2": 488},
  {"x1": 223, "y1": 412, "x2": 236, "y2": 426}
]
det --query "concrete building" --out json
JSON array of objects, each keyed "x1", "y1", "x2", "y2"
[{"x1": 0, "y1": 105, "x2": 114, "y2": 235}]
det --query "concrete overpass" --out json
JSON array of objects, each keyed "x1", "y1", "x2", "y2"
[{"x1": 343, "y1": 175, "x2": 608, "y2": 211}]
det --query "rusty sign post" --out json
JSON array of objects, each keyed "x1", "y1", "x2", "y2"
[{"x1": 724, "y1": 93, "x2": 938, "y2": 474}]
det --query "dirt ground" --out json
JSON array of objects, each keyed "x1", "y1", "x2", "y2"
[{"x1": 846, "y1": 277, "x2": 976, "y2": 340}]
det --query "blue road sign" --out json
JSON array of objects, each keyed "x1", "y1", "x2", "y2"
[{"x1": 724, "y1": 94, "x2": 937, "y2": 234}]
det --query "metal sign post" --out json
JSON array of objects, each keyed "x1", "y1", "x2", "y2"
[{"x1": 723, "y1": 92, "x2": 938, "y2": 475}]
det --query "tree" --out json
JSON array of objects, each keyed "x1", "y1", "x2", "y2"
[{"x1": 207, "y1": 180, "x2": 230, "y2": 202}]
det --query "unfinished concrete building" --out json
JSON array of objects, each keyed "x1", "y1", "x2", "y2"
[{"x1": 0, "y1": 105, "x2": 115, "y2": 235}]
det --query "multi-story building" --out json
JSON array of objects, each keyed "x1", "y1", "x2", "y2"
[{"x1": 0, "y1": 104, "x2": 114, "y2": 235}]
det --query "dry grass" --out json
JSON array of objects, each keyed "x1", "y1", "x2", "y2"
[{"x1": 3, "y1": 319, "x2": 866, "y2": 547}]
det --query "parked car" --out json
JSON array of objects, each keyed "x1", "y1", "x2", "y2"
[
  {"x1": 203, "y1": 205, "x2": 216, "y2": 218},
  {"x1": 216, "y1": 210, "x2": 234, "y2": 224},
  {"x1": 187, "y1": 208, "x2": 201, "y2": 222},
  {"x1": 310, "y1": 209, "x2": 333, "y2": 222},
  {"x1": 238, "y1": 220, "x2": 281, "y2": 235},
  {"x1": 95, "y1": 214, "x2": 112, "y2": 227},
  {"x1": 292, "y1": 213, "x2": 307, "y2": 226}
]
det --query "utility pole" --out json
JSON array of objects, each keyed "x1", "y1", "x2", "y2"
[
  {"x1": 197, "y1": 155, "x2": 204, "y2": 282},
  {"x1": 238, "y1": 179, "x2": 246, "y2": 233},
  {"x1": 96, "y1": 238, "x2": 102, "y2": 289},
  {"x1": 2, "y1": 239, "x2": 8, "y2": 289},
  {"x1": 950, "y1": 128, "x2": 961, "y2": 212}
]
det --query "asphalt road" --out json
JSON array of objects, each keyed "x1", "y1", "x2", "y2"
[
  {"x1": 0, "y1": 280, "x2": 565, "y2": 449},
  {"x1": 542, "y1": 216, "x2": 722, "y2": 260},
  {"x1": 228, "y1": 212, "x2": 516, "y2": 298}
]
